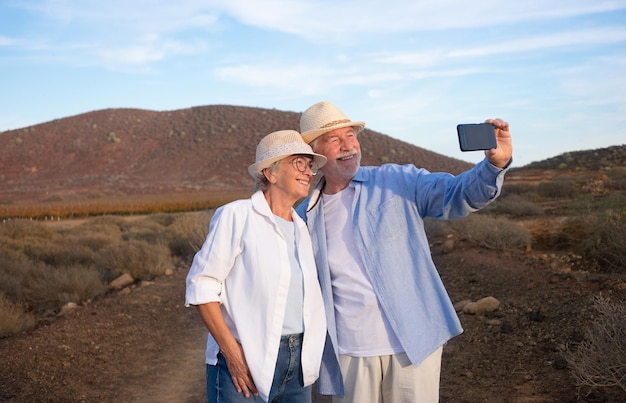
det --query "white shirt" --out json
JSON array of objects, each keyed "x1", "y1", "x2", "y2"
[
  {"x1": 274, "y1": 215, "x2": 304, "y2": 335},
  {"x1": 322, "y1": 187, "x2": 402, "y2": 356},
  {"x1": 185, "y1": 191, "x2": 326, "y2": 402}
]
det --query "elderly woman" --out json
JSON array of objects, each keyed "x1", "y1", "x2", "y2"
[{"x1": 185, "y1": 130, "x2": 327, "y2": 403}]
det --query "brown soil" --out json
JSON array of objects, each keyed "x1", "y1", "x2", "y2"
[{"x1": 1, "y1": 233, "x2": 624, "y2": 403}]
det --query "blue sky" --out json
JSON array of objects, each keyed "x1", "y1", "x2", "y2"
[{"x1": 1, "y1": 1, "x2": 625, "y2": 167}]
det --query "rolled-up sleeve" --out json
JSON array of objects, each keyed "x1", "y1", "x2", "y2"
[{"x1": 185, "y1": 206, "x2": 242, "y2": 306}]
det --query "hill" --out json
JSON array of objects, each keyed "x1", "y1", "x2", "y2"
[
  {"x1": 520, "y1": 145, "x2": 626, "y2": 171},
  {"x1": 0, "y1": 105, "x2": 472, "y2": 206}
]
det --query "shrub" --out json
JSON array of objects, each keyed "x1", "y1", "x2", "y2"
[
  {"x1": 450, "y1": 214, "x2": 531, "y2": 251},
  {"x1": 22, "y1": 263, "x2": 105, "y2": 314},
  {"x1": 94, "y1": 239, "x2": 173, "y2": 282},
  {"x1": 501, "y1": 182, "x2": 537, "y2": 197},
  {"x1": 143, "y1": 213, "x2": 177, "y2": 227},
  {"x1": 67, "y1": 233, "x2": 117, "y2": 252},
  {"x1": 0, "y1": 219, "x2": 57, "y2": 240},
  {"x1": 166, "y1": 211, "x2": 214, "y2": 258},
  {"x1": 566, "y1": 193, "x2": 626, "y2": 216},
  {"x1": 423, "y1": 217, "x2": 447, "y2": 239},
  {"x1": 24, "y1": 240, "x2": 95, "y2": 268},
  {"x1": 537, "y1": 179, "x2": 577, "y2": 199},
  {"x1": 0, "y1": 294, "x2": 35, "y2": 338},
  {"x1": 0, "y1": 249, "x2": 31, "y2": 302},
  {"x1": 564, "y1": 296, "x2": 626, "y2": 394},
  {"x1": 482, "y1": 194, "x2": 544, "y2": 217},
  {"x1": 581, "y1": 213, "x2": 626, "y2": 272},
  {"x1": 73, "y1": 215, "x2": 129, "y2": 239},
  {"x1": 121, "y1": 219, "x2": 169, "y2": 245}
]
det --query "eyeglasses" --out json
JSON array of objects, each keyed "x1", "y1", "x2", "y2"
[{"x1": 290, "y1": 156, "x2": 319, "y2": 176}]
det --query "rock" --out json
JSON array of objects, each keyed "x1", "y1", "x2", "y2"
[
  {"x1": 58, "y1": 302, "x2": 79, "y2": 316},
  {"x1": 528, "y1": 310, "x2": 545, "y2": 322},
  {"x1": 139, "y1": 280, "x2": 155, "y2": 288},
  {"x1": 164, "y1": 268, "x2": 174, "y2": 276},
  {"x1": 110, "y1": 273, "x2": 134, "y2": 290},
  {"x1": 462, "y1": 296, "x2": 501, "y2": 315},
  {"x1": 454, "y1": 300, "x2": 472, "y2": 312},
  {"x1": 442, "y1": 238, "x2": 455, "y2": 254}
]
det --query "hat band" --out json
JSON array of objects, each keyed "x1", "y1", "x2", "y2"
[{"x1": 320, "y1": 119, "x2": 351, "y2": 129}]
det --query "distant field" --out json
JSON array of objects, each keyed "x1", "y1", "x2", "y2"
[{"x1": 0, "y1": 190, "x2": 251, "y2": 219}]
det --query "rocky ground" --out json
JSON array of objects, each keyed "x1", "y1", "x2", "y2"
[{"x1": 1, "y1": 234, "x2": 625, "y2": 402}]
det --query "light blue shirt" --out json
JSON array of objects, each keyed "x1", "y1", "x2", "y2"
[{"x1": 296, "y1": 158, "x2": 508, "y2": 396}]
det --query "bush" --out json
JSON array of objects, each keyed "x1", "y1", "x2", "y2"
[
  {"x1": 423, "y1": 217, "x2": 447, "y2": 239},
  {"x1": 0, "y1": 294, "x2": 35, "y2": 338},
  {"x1": 121, "y1": 219, "x2": 169, "y2": 245},
  {"x1": 450, "y1": 214, "x2": 531, "y2": 251},
  {"x1": 71, "y1": 215, "x2": 129, "y2": 240},
  {"x1": 482, "y1": 194, "x2": 544, "y2": 217},
  {"x1": 166, "y1": 211, "x2": 214, "y2": 257},
  {"x1": 29, "y1": 264, "x2": 101, "y2": 309},
  {"x1": 566, "y1": 193, "x2": 626, "y2": 216},
  {"x1": 94, "y1": 239, "x2": 173, "y2": 281},
  {"x1": 564, "y1": 296, "x2": 626, "y2": 394},
  {"x1": 606, "y1": 167, "x2": 626, "y2": 191},
  {"x1": 501, "y1": 182, "x2": 537, "y2": 197},
  {"x1": 0, "y1": 219, "x2": 57, "y2": 240},
  {"x1": 581, "y1": 213, "x2": 626, "y2": 272},
  {"x1": 0, "y1": 248, "x2": 33, "y2": 303},
  {"x1": 537, "y1": 179, "x2": 577, "y2": 199},
  {"x1": 25, "y1": 240, "x2": 95, "y2": 268},
  {"x1": 22, "y1": 263, "x2": 105, "y2": 314}
]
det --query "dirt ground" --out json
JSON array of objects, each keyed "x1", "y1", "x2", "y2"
[{"x1": 1, "y1": 235, "x2": 625, "y2": 402}]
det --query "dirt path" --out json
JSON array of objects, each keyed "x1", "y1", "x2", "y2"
[{"x1": 0, "y1": 265, "x2": 209, "y2": 402}]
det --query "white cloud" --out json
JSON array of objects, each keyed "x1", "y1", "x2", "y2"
[
  {"x1": 448, "y1": 27, "x2": 626, "y2": 58},
  {"x1": 209, "y1": 0, "x2": 626, "y2": 39},
  {"x1": 0, "y1": 36, "x2": 16, "y2": 46}
]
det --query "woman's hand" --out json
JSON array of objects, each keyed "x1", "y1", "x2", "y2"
[
  {"x1": 221, "y1": 343, "x2": 258, "y2": 398},
  {"x1": 196, "y1": 303, "x2": 259, "y2": 398}
]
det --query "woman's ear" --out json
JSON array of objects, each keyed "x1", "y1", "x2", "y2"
[{"x1": 263, "y1": 168, "x2": 277, "y2": 184}]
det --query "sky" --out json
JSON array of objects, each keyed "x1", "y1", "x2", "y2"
[{"x1": 1, "y1": 1, "x2": 625, "y2": 167}]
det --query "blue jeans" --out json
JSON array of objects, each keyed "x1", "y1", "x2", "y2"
[{"x1": 207, "y1": 333, "x2": 311, "y2": 403}]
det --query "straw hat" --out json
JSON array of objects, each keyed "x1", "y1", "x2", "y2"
[
  {"x1": 248, "y1": 130, "x2": 327, "y2": 178},
  {"x1": 300, "y1": 101, "x2": 366, "y2": 143}
]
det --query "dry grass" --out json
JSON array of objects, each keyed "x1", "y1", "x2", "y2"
[
  {"x1": 564, "y1": 296, "x2": 626, "y2": 394},
  {"x1": 22, "y1": 263, "x2": 105, "y2": 314},
  {"x1": 450, "y1": 214, "x2": 531, "y2": 251},
  {"x1": 0, "y1": 190, "x2": 248, "y2": 220},
  {"x1": 0, "y1": 209, "x2": 218, "y2": 338},
  {"x1": 94, "y1": 239, "x2": 173, "y2": 282},
  {"x1": 0, "y1": 294, "x2": 34, "y2": 338}
]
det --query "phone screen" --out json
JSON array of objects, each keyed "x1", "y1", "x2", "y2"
[{"x1": 457, "y1": 123, "x2": 497, "y2": 151}]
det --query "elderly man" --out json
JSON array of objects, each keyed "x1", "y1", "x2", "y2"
[{"x1": 296, "y1": 101, "x2": 512, "y2": 403}]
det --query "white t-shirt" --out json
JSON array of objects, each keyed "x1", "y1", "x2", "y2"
[
  {"x1": 274, "y1": 215, "x2": 304, "y2": 335},
  {"x1": 322, "y1": 187, "x2": 403, "y2": 356}
]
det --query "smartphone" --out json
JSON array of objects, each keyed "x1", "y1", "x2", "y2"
[{"x1": 457, "y1": 123, "x2": 497, "y2": 151}]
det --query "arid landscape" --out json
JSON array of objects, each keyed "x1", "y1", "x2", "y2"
[{"x1": 0, "y1": 106, "x2": 625, "y2": 402}]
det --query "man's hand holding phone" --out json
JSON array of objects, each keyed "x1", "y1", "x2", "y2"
[{"x1": 457, "y1": 119, "x2": 512, "y2": 168}]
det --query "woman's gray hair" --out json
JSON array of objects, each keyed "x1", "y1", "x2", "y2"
[
  {"x1": 254, "y1": 160, "x2": 281, "y2": 191},
  {"x1": 309, "y1": 138, "x2": 320, "y2": 153}
]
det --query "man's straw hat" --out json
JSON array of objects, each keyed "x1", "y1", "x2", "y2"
[{"x1": 300, "y1": 101, "x2": 365, "y2": 144}]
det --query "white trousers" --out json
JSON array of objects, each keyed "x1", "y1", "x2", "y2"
[{"x1": 332, "y1": 347, "x2": 443, "y2": 403}]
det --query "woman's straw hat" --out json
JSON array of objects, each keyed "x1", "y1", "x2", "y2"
[{"x1": 248, "y1": 130, "x2": 327, "y2": 178}]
